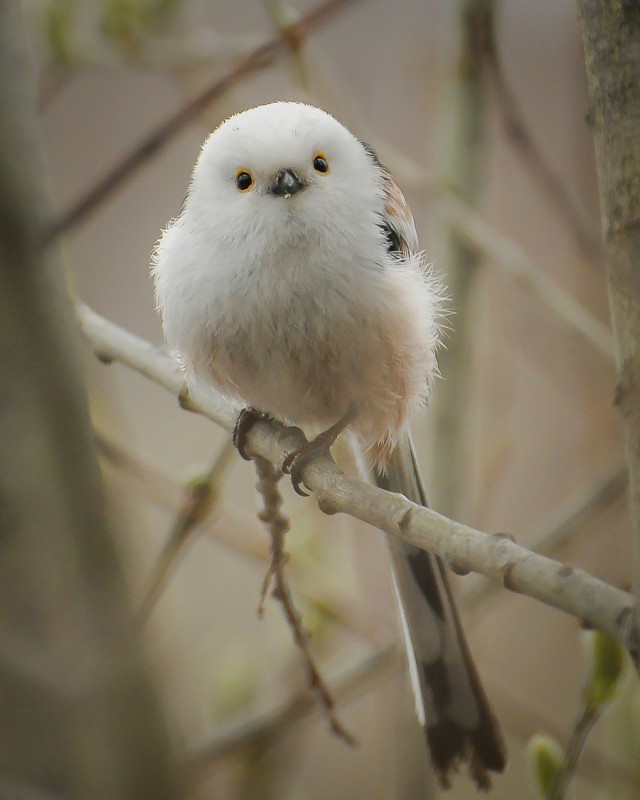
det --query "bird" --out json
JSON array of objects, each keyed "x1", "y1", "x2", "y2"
[{"x1": 151, "y1": 100, "x2": 506, "y2": 789}]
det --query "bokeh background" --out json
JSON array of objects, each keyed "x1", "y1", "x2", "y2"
[{"x1": 25, "y1": 0, "x2": 639, "y2": 796}]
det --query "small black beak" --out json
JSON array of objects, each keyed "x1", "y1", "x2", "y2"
[{"x1": 271, "y1": 168, "x2": 305, "y2": 198}]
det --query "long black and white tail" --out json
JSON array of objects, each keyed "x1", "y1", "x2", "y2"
[{"x1": 375, "y1": 434, "x2": 506, "y2": 790}]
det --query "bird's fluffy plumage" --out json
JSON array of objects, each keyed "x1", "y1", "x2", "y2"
[
  {"x1": 152, "y1": 102, "x2": 441, "y2": 465},
  {"x1": 152, "y1": 101, "x2": 505, "y2": 788}
]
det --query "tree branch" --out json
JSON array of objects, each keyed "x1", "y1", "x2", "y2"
[{"x1": 76, "y1": 302, "x2": 639, "y2": 660}]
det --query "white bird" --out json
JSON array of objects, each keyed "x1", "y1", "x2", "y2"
[{"x1": 152, "y1": 101, "x2": 505, "y2": 789}]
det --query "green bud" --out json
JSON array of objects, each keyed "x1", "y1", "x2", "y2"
[
  {"x1": 586, "y1": 630, "x2": 625, "y2": 709},
  {"x1": 527, "y1": 735, "x2": 563, "y2": 800},
  {"x1": 101, "y1": 0, "x2": 147, "y2": 46}
]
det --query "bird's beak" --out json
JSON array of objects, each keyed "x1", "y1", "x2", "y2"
[{"x1": 271, "y1": 168, "x2": 306, "y2": 198}]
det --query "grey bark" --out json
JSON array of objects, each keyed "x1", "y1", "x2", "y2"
[
  {"x1": 0, "y1": 3, "x2": 183, "y2": 798},
  {"x1": 577, "y1": 3, "x2": 640, "y2": 613}
]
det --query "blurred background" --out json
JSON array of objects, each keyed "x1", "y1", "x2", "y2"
[{"x1": 23, "y1": 0, "x2": 639, "y2": 796}]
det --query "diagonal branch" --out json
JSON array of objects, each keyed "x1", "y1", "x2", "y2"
[
  {"x1": 427, "y1": 188, "x2": 616, "y2": 361},
  {"x1": 75, "y1": 302, "x2": 639, "y2": 661},
  {"x1": 481, "y1": 12, "x2": 600, "y2": 261}
]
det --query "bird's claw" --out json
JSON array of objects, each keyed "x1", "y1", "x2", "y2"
[
  {"x1": 233, "y1": 407, "x2": 271, "y2": 460},
  {"x1": 282, "y1": 443, "x2": 329, "y2": 497}
]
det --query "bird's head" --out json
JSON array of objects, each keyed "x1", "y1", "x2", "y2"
[{"x1": 185, "y1": 102, "x2": 386, "y2": 250}]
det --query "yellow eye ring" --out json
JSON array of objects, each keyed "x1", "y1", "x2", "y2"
[
  {"x1": 235, "y1": 169, "x2": 254, "y2": 191},
  {"x1": 313, "y1": 152, "x2": 329, "y2": 174}
]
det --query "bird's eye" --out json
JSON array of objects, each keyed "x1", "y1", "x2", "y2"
[
  {"x1": 313, "y1": 153, "x2": 329, "y2": 174},
  {"x1": 236, "y1": 170, "x2": 254, "y2": 191}
]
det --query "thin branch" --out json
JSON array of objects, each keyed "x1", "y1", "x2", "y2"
[
  {"x1": 428, "y1": 187, "x2": 616, "y2": 361},
  {"x1": 75, "y1": 302, "x2": 639, "y2": 661},
  {"x1": 253, "y1": 456, "x2": 356, "y2": 746},
  {"x1": 188, "y1": 645, "x2": 396, "y2": 775},
  {"x1": 136, "y1": 439, "x2": 236, "y2": 627},
  {"x1": 41, "y1": 0, "x2": 359, "y2": 246}
]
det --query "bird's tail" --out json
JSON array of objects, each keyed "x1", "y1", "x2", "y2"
[{"x1": 374, "y1": 433, "x2": 506, "y2": 790}]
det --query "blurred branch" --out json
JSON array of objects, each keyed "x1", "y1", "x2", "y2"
[
  {"x1": 577, "y1": 2, "x2": 640, "y2": 611},
  {"x1": 262, "y1": 0, "x2": 309, "y2": 89},
  {"x1": 482, "y1": 12, "x2": 600, "y2": 261},
  {"x1": 76, "y1": 302, "x2": 639, "y2": 662},
  {"x1": 428, "y1": 0, "x2": 492, "y2": 516},
  {"x1": 428, "y1": 187, "x2": 616, "y2": 360},
  {"x1": 0, "y1": 4, "x2": 182, "y2": 797},
  {"x1": 41, "y1": 0, "x2": 359, "y2": 245},
  {"x1": 136, "y1": 439, "x2": 236, "y2": 627},
  {"x1": 464, "y1": 463, "x2": 628, "y2": 623},
  {"x1": 97, "y1": 429, "x2": 384, "y2": 644},
  {"x1": 96, "y1": 427, "x2": 178, "y2": 510},
  {"x1": 188, "y1": 645, "x2": 396, "y2": 776}
]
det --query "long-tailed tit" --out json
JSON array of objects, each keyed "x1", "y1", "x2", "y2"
[{"x1": 152, "y1": 101, "x2": 506, "y2": 789}]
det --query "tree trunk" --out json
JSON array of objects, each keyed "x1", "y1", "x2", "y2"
[
  {"x1": 577, "y1": 1, "x2": 640, "y2": 648},
  {"x1": 0, "y1": 3, "x2": 184, "y2": 797}
]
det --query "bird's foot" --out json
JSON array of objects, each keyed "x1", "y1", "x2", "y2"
[
  {"x1": 282, "y1": 406, "x2": 357, "y2": 497},
  {"x1": 233, "y1": 407, "x2": 273, "y2": 460}
]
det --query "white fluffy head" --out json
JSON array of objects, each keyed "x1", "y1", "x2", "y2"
[{"x1": 183, "y1": 101, "x2": 386, "y2": 253}]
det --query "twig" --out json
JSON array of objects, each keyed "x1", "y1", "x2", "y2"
[
  {"x1": 41, "y1": 0, "x2": 359, "y2": 246},
  {"x1": 188, "y1": 645, "x2": 396, "y2": 775},
  {"x1": 136, "y1": 439, "x2": 236, "y2": 627},
  {"x1": 482, "y1": 15, "x2": 600, "y2": 260},
  {"x1": 549, "y1": 704, "x2": 600, "y2": 800},
  {"x1": 253, "y1": 456, "x2": 357, "y2": 746},
  {"x1": 75, "y1": 302, "x2": 639, "y2": 661}
]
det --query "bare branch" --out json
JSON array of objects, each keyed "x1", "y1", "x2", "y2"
[
  {"x1": 41, "y1": 0, "x2": 360, "y2": 246},
  {"x1": 136, "y1": 439, "x2": 236, "y2": 627},
  {"x1": 252, "y1": 456, "x2": 356, "y2": 746},
  {"x1": 76, "y1": 302, "x2": 639, "y2": 660}
]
